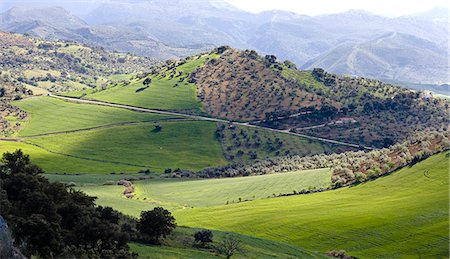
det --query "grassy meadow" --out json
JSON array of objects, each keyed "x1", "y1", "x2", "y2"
[
  {"x1": 0, "y1": 141, "x2": 143, "y2": 173},
  {"x1": 14, "y1": 97, "x2": 175, "y2": 136},
  {"x1": 174, "y1": 152, "x2": 450, "y2": 258},
  {"x1": 129, "y1": 227, "x2": 327, "y2": 259},
  {"x1": 133, "y1": 168, "x2": 331, "y2": 208},
  {"x1": 83, "y1": 54, "x2": 219, "y2": 111},
  {"x1": 25, "y1": 121, "x2": 227, "y2": 173},
  {"x1": 79, "y1": 168, "x2": 332, "y2": 213}
]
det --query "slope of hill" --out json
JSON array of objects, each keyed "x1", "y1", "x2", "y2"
[
  {"x1": 77, "y1": 47, "x2": 448, "y2": 148},
  {"x1": 1, "y1": 94, "x2": 346, "y2": 174},
  {"x1": 302, "y1": 32, "x2": 449, "y2": 84},
  {"x1": 129, "y1": 228, "x2": 328, "y2": 259},
  {"x1": 174, "y1": 151, "x2": 450, "y2": 258},
  {"x1": 0, "y1": 32, "x2": 157, "y2": 92},
  {"x1": 0, "y1": 32, "x2": 158, "y2": 135},
  {"x1": 78, "y1": 168, "x2": 331, "y2": 212},
  {"x1": 193, "y1": 48, "x2": 333, "y2": 120}
]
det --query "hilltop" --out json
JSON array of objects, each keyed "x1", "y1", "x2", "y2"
[{"x1": 76, "y1": 46, "x2": 448, "y2": 148}]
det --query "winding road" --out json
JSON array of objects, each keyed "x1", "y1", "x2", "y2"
[{"x1": 49, "y1": 94, "x2": 373, "y2": 150}]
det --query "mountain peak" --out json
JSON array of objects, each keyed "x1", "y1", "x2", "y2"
[{"x1": 2, "y1": 6, "x2": 87, "y2": 28}]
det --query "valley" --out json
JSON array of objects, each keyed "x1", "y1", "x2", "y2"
[{"x1": 0, "y1": 13, "x2": 448, "y2": 258}]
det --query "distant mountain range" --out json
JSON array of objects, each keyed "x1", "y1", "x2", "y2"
[{"x1": 0, "y1": 0, "x2": 448, "y2": 84}]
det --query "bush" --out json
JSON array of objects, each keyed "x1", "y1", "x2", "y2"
[
  {"x1": 327, "y1": 249, "x2": 354, "y2": 259},
  {"x1": 194, "y1": 229, "x2": 213, "y2": 247},
  {"x1": 354, "y1": 172, "x2": 367, "y2": 183}
]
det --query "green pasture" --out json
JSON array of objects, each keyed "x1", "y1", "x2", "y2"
[
  {"x1": 22, "y1": 121, "x2": 227, "y2": 173},
  {"x1": 14, "y1": 97, "x2": 174, "y2": 136},
  {"x1": 174, "y1": 152, "x2": 450, "y2": 258},
  {"x1": 79, "y1": 168, "x2": 331, "y2": 214},
  {"x1": 133, "y1": 168, "x2": 331, "y2": 208},
  {"x1": 130, "y1": 227, "x2": 326, "y2": 259},
  {"x1": 83, "y1": 54, "x2": 218, "y2": 111},
  {"x1": 0, "y1": 141, "x2": 142, "y2": 174}
]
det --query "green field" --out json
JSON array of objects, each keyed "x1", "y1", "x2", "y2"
[
  {"x1": 0, "y1": 96, "x2": 229, "y2": 174},
  {"x1": 83, "y1": 55, "x2": 218, "y2": 111},
  {"x1": 45, "y1": 172, "x2": 149, "y2": 186},
  {"x1": 130, "y1": 227, "x2": 327, "y2": 259},
  {"x1": 174, "y1": 152, "x2": 450, "y2": 258},
  {"x1": 80, "y1": 184, "x2": 153, "y2": 216},
  {"x1": 3, "y1": 95, "x2": 346, "y2": 175},
  {"x1": 14, "y1": 97, "x2": 174, "y2": 136},
  {"x1": 0, "y1": 141, "x2": 143, "y2": 173},
  {"x1": 19, "y1": 121, "x2": 227, "y2": 173},
  {"x1": 134, "y1": 168, "x2": 331, "y2": 208},
  {"x1": 79, "y1": 168, "x2": 331, "y2": 213}
]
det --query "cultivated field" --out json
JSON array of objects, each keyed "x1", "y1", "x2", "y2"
[
  {"x1": 83, "y1": 54, "x2": 216, "y2": 111},
  {"x1": 19, "y1": 120, "x2": 227, "y2": 173},
  {"x1": 80, "y1": 168, "x2": 331, "y2": 213},
  {"x1": 14, "y1": 97, "x2": 175, "y2": 136},
  {"x1": 174, "y1": 152, "x2": 450, "y2": 258}
]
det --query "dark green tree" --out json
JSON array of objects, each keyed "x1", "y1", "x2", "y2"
[{"x1": 138, "y1": 207, "x2": 176, "y2": 244}]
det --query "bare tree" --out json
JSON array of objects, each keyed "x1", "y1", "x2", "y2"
[{"x1": 216, "y1": 234, "x2": 243, "y2": 258}]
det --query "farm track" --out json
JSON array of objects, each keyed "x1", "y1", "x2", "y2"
[
  {"x1": 0, "y1": 138, "x2": 21, "y2": 142},
  {"x1": 50, "y1": 94, "x2": 374, "y2": 150}
]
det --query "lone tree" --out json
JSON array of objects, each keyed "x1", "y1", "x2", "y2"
[
  {"x1": 138, "y1": 207, "x2": 176, "y2": 244},
  {"x1": 143, "y1": 77, "x2": 152, "y2": 86},
  {"x1": 194, "y1": 229, "x2": 213, "y2": 247},
  {"x1": 216, "y1": 234, "x2": 243, "y2": 258},
  {"x1": 264, "y1": 55, "x2": 277, "y2": 67},
  {"x1": 153, "y1": 124, "x2": 162, "y2": 132}
]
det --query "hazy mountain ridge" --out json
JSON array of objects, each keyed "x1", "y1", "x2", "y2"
[
  {"x1": 302, "y1": 32, "x2": 449, "y2": 84},
  {"x1": 0, "y1": 1, "x2": 448, "y2": 84}
]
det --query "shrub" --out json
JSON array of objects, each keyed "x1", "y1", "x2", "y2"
[
  {"x1": 194, "y1": 229, "x2": 213, "y2": 247},
  {"x1": 354, "y1": 172, "x2": 367, "y2": 183},
  {"x1": 327, "y1": 249, "x2": 354, "y2": 259}
]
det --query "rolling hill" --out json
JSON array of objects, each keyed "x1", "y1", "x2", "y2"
[
  {"x1": 75, "y1": 46, "x2": 449, "y2": 148},
  {"x1": 174, "y1": 151, "x2": 450, "y2": 258},
  {"x1": 1, "y1": 4, "x2": 448, "y2": 258}
]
